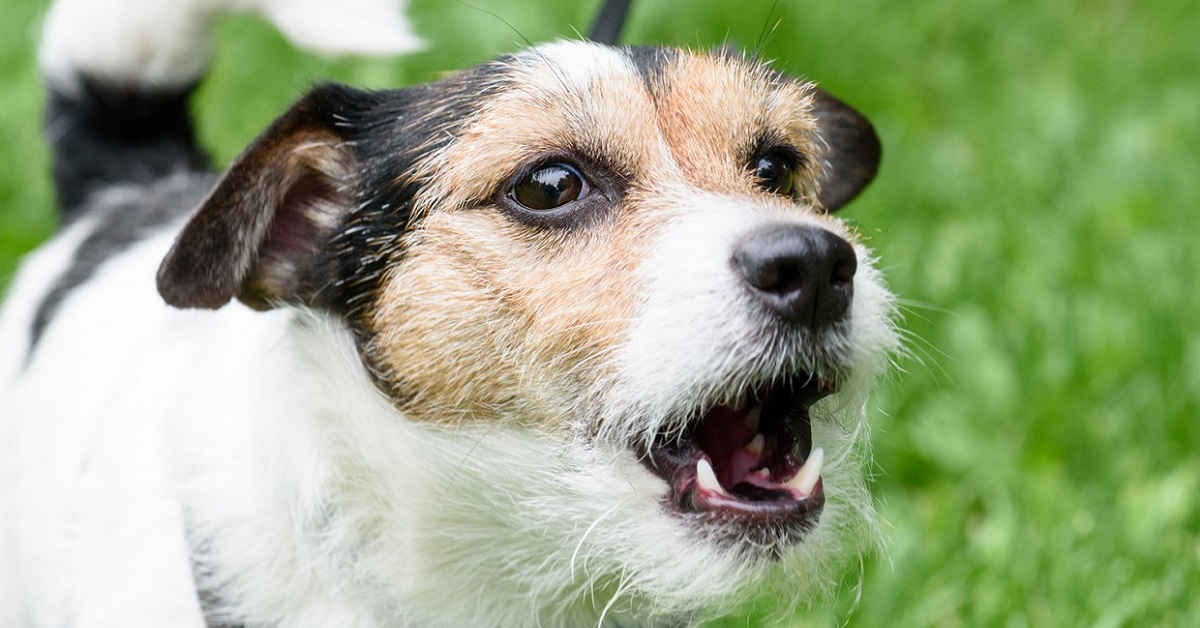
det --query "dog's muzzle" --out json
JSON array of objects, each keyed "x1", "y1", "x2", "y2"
[{"x1": 631, "y1": 223, "x2": 858, "y2": 541}]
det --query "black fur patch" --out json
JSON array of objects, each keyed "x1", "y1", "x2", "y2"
[
  {"x1": 278, "y1": 65, "x2": 518, "y2": 391},
  {"x1": 316, "y1": 64, "x2": 516, "y2": 324},
  {"x1": 623, "y1": 45, "x2": 677, "y2": 95},
  {"x1": 46, "y1": 77, "x2": 210, "y2": 221},
  {"x1": 29, "y1": 175, "x2": 216, "y2": 354}
]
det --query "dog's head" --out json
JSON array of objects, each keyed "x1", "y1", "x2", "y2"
[{"x1": 158, "y1": 41, "x2": 895, "y2": 620}]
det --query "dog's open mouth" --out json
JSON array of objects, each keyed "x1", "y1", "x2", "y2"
[{"x1": 637, "y1": 373, "x2": 834, "y2": 528}]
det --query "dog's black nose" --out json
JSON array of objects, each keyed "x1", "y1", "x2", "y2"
[{"x1": 732, "y1": 224, "x2": 857, "y2": 327}]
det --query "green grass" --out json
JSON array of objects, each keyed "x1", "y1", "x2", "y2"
[{"x1": 3, "y1": 0, "x2": 1198, "y2": 625}]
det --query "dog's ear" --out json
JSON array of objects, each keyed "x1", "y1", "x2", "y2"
[
  {"x1": 158, "y1": 84, "x2": 366, "y2": 311},
  {"x1": 810, "y1": 88, "x2": 882, "y2": 211}
]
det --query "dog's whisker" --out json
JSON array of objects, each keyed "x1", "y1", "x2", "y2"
[
  {"x1": 752, "y1": 0, "x2": 785, "y2": 60},
  {"x1": 597, "y1": 567, "x2": 633, "y2": 627},
  {"x1": 570, "y1": 503, "x2": 620, "y2": 578}
]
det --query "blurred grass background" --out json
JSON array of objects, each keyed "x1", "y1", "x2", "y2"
[{"x1": 2, "y1": 0, "x2": 1197, "y2": 625}]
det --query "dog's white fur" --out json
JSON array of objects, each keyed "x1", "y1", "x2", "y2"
[{"x1": 2, "y1": 1, "x2": 898, "y2": 626}]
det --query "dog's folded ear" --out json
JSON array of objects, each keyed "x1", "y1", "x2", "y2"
[
  {"x1": 158, "y1": 84, "x2": 366, "y2": 311},
  {"x1": 811, "y1": 88, "x2": 882, "y2": 212}
]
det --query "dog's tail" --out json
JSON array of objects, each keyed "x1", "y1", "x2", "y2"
[{"x1": 39, "y1": 0, "x2": 423, "y2": 220}]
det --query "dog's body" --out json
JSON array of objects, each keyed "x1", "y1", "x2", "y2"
[{"x1": 0, "y1": 0, "x2": 897, "y2": 625}]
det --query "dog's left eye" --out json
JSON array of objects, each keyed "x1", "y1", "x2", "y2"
[
  {"x1": 510, "y1": 163, "x2": 588, "y2": 211},
  {"x1": 753, "y1": 152, "x2": 797, "y2": 197}
]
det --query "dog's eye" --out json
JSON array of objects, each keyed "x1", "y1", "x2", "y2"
[
  {"x1": 753, "y1": 152, "x2": 797, "y2": 197},
  {"x1": 511, "y1": 163, "x2": 587, "y2": 211}
]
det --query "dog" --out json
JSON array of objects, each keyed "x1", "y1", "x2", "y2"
[{"x1": 0, "y1": 0, "x2": 898, "y2": 625}]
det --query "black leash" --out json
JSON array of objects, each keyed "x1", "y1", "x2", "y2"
[{"x1": 588, "y1": 0, "x2": 632, "y2": 45}]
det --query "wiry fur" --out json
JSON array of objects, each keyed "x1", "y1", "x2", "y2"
[{"x1": 1, "y1": 1, "x2": 898, "y2": 626}]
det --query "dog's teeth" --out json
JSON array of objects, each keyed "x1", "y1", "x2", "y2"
[
  {"x1": 695, "y1": 458, "x2": 728, "y2": 495},
  {"x1": 785, "y1": 447, "x2": 824, "y2": 497},
  {"x1": 745, "y1": 434, "x2": 765, "y2": 457},
  {"x1": 743, "y1": 406, "x2": 761, "y2": 433},
  {"x1": 753, "y1": 468, "x2": 771, "y2": 479}
]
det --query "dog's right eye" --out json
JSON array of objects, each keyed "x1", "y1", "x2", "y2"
[
  {"x1": 753, "y1": 152, "x2": 798, "y2": 198},
  {"x1": 510, "y1": 163, "x2": 588, "y2": 211}
]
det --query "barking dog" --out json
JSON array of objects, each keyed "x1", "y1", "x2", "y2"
[{"x1": 0, "y1": 0, "x2": 897, "y2": 625}]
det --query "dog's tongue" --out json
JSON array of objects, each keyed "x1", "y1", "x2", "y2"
[
  {"x1": 691, "y1": 402, "x2": 820, "y2": 499},
  {"x1": 694, "y1": 405, "x2": 760, "y2": 487}
]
